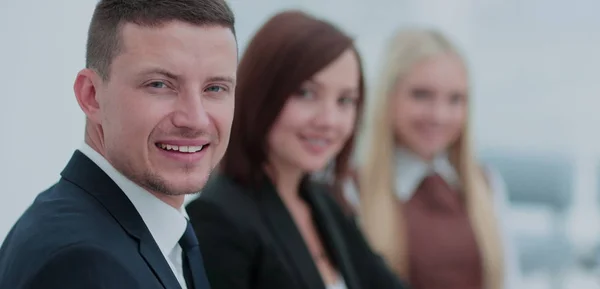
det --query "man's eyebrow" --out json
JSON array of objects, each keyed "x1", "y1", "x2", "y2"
[
  {"x1": 207, "y1": 76, "x2": 235, "y2": 86},
  {"x1": 137, "y1": 68, "x2": 235, "y2": 86},
  {"x1": 138, "y1": 67, "x2": 180, "y2": 80}
]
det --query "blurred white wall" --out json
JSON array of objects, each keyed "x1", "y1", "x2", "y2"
[{"x1": 2, "y1": 0, "x2": 600, "y2": 287}]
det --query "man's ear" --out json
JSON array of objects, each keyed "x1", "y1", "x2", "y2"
[{"x1": 74, "y1": 68, "x2": 103, "y2": 124}]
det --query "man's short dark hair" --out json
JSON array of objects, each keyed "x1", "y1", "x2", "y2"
[{"x1": 86, "y1": 0, "x2": 235, "y2": 80}]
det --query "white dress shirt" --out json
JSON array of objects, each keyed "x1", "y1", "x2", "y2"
[
  {"x1": 79, "y1": 143, "x2": 189, "y2": 289},
  {"x1": 344, "y1": 147, "x2": 523, "y2": 289},
  {"x1": 326, "y1": 275, "x2": 347, "y2": 289},
  {"x1": 342, "y1": 147, "x2": 458, "y2": 208},
  {"x1": 391, "y1": 147, "x2": 459, "y2": 202}
]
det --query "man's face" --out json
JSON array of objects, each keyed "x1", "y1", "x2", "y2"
[{"x1": 86, "y1": 21, "x2": 237, "y2": 199}]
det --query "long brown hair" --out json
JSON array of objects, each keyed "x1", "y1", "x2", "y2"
[
  {"x1": 359, "y1": 29, "x2": 504, "y2": 289},
  {"x1": 220, "y1": 10, "x2": 365, "y2": 212}
]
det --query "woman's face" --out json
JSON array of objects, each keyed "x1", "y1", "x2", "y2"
[
  {"x1": 392, "y1": 53, "x2": 468, "y2": 161},
  {"x1": 267, "y1": 48, "x2": 360, "y2": 174}
]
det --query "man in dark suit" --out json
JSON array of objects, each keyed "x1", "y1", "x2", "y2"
[{"x1": 0, "y1": 1, "x2": 238, "y2": 288}]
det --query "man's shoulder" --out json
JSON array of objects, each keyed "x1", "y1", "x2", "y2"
[
  {"x1": 20, "y1": 178, "x2": 112, "y2": 232},
  {"x1": 0, "y1": 187, "x2": 135, "y2": 285},
  {"x1": 0, "y1": 240, "x2": 143, "y2": 288},
  {"x1": 1, "y1": 178, "x2": 132, "y2": 265}
]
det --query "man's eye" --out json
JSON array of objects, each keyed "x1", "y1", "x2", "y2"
[
  {"x1": 205, "y1": 86, "x2": 225, "y2": 92},
  {"x1": 148, "y1": 81, "x2": 167, "y2": 89}
]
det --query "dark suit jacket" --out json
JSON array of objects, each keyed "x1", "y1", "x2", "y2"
[
  {"x1": 186, "y1": 174, "x2": 408, "y2": 289},
  {"x1": 0, "y1": 150, "x2": 204, "y2": 289}
]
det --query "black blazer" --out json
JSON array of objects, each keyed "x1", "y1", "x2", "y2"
[
  {"x1": 186, "y1": 174, "x2": 407, "y2": 289},
  {"x1": 0, "y1": 150, "x2": 208, "y2": 289}
]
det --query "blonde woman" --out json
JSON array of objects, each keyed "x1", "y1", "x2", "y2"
[{"x1": 347, "y1": 29, "x2": 522, "y2": 289}]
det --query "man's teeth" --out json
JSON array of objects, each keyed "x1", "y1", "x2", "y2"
[
  {"x1": 158, "y1": 143, "x2": 204, "y2": 153},
  {"x1": 305, "y1": 138, "x2": 328, "y2": 147}
]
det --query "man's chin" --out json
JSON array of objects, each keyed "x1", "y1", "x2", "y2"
[
  {"x1": 156, "y1": 168, "x2": 210, "y2": 188},
  {"x1": 143, "y1": 176, "x2": 207, "y2": 196},
  {"x1": 164, "y1": 182, "x2": 207, "y2": 196}
]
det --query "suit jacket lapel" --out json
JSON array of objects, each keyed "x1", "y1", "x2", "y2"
[
  {"x1": 303, "y1": 183, "x2": 361, "y2": 289},
  {"x1": 138, "y1": 236, "x2": 183, "y2": 289},
  {"x1": 60, "y1": 150, "x2": 182, "y2": 289},
  {"x1": 254, "y1": 180, "x2": 326, "y2": 289}
]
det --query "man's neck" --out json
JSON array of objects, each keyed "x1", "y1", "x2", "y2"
[{"x1": 148, "y1": 191, "x2": 186, "y2": 210}]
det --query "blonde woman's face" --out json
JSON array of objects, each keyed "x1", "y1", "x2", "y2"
[{"x1": 392, "y1": 53, "x2": 468, "y2": 161}]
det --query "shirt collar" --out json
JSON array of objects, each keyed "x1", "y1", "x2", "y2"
[
  {"x1": 394, "y1": 147, "x2": 460, "y2": 202},
  {"x1": 78, "y1": 142, "x2": 188, "y2": 256}
]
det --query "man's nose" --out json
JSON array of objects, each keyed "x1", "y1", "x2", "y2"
[{"x1": 172, "y1": 90, "x2": 210, "y2": 130}]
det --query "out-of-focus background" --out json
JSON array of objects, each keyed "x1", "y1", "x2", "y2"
[{"x1": 1, "y1": 1, "x2": 599, "y2": 288}]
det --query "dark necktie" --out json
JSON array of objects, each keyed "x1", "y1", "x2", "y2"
[
  {"x1": 415, "y1": 173, "x2": 462, "y2": 213},
  {"x1": 179, "y1": 221, "x2": 211, "y2": 289}
]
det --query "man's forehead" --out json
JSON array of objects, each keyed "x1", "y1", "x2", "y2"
[
  {"x1": 118, "y1": 21, "x2": 236, "y2": 53},
  {"x1": 110, "y1": 22, "x2": 237, "y2": 80},
  {"x1": 118, "y1": 21, "x2": 170, "y2": 48}
]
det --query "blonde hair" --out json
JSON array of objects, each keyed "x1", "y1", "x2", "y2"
[{"x1": 358, "y1": 28, "x2": 504, "y2": 289}]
